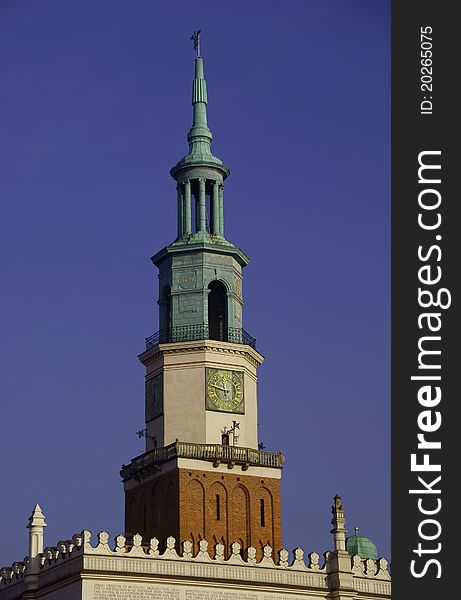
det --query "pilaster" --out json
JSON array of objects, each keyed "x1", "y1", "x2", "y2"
[
  {"x1": 327, "y1": 495, "x2": 356, "y2": 599},
  {"x1": 24, "y1": 504, "x2": 46, "y2": 591}
]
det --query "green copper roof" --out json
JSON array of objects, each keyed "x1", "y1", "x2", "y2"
[
  {"x1": 170, "y1": 56, "x2": 229, "y2": 178},
  {"x1": 346, "y1": 528, "x2": 378, "y2": 560}
]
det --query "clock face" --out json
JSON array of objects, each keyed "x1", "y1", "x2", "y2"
[
  {"x1": 145, "y1": 373, "x2": 163, "y2": 421},
  {"x1": 206, "y1": 368, "x2": 244, "y2": 413}
]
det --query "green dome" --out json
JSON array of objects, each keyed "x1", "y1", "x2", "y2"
[{"x1": 346, "y1": 527, "x2": 378, "y2": 560}]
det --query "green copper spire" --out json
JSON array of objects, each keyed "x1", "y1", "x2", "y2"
[
  {"x1": 150, "y1": 36, "x2": 250, "y2": 346},
  {"x1": 160, "y1": 33, "x2": 249, "y2": 261},
  {"x1": 171, "y1": 52, "x2": 229, "y2": 177},
  {"x1": 187, "y1": 57, "x2": 212, "y2": 158}
]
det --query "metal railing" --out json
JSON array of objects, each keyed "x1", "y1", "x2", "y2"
[
  {"x1": 145, "y1": 325, "x2": 256, "y2": 350},
  {"x1": 120, "y1": 441, "x2": 284, "y2": 482}
]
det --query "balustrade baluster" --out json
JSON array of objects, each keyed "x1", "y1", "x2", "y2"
[{"x1": 121, "y1": 441, "x2": 283, "y2": 481}]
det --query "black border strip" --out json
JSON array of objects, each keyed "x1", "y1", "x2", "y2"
[{"x1": 392, "y1": 2, "x2": 456, "y2": 597}]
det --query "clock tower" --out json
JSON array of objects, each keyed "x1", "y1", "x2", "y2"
[{"x1": 121, "y1": 45, "x2": 284, "y2": 560}]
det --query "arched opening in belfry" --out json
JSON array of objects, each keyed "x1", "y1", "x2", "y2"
[{"x1": 208, "y1": 281, "x2": 227, "y2": 341}]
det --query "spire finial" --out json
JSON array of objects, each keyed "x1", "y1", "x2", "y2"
[
  {"x1": 330, "y1": 494, "x2": 347, "y2": 552},
  {"x1": 27, "y1": 504, "x2": 46, "y2": 530},
  {"x1": 27, "y1": 504, "x2": 47, "y2": 560},
  {"x1": 191, "y1": 29, "x2": 201, "y2": 57}
]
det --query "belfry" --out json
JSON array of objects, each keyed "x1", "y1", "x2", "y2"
[{"x1": 121, "y1": 41, "x2": 284, "y2": 558}]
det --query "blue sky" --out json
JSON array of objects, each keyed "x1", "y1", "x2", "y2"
[{"x1": 0, "y1": 0, "x2": 390, "y2": 564}]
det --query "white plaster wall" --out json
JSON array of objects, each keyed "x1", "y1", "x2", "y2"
[
  {"x1": 163, "y1": 363, "x2": 206, "y2": 445},
  {"x1": 144, "y1": 341, "x2": 263, "y2": 448}
]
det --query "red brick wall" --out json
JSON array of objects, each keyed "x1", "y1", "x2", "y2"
[
  {"x1": 125, "y1": 469, "x2": 180, "y2": 549},
  {"x1": 125, "y1": 466, "x2": 282, "y2": 560}
]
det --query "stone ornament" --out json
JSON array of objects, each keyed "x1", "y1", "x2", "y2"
[
  {"x1": 352, "y1": 554, "x2": 366, "y2": 576},
  {"x1": 182, "y1": 540, "x2": 193, "y2": 559},
  {"x1": 214, "y1": 543, "x2": 225, "y2": 562},
  {"x1": 1, "y1": 527, "x2": 390, "y2": 586},
  {"x1": 114, "y1": 535, "x2": 126, "y2": 554},
  {"x1": 308, "y1": 551, "x2": 320, "y2": 571},
  {"x1": 247, "y1": 546, "x2": 257, "y2": 565},
  {"x1": 195, "y1": 539, "x2": 212, "y2": 562},
  {"x1": 148, "y1": 537, "x2": 160, "y2": 557},
  {"x1": 259, "y1": 545, "x2": 276, "y2": 568},
  {"x1": 291, "y1": 547, "x2": 308, "y2": 571}
]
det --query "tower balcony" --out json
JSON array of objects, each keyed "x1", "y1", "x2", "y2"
[
  {"x1": 120, "y1": 441, "x2": 284, "y2": 483},
  {"x1": 145, "y1": 325, "x2": 256, "y2": 350}
]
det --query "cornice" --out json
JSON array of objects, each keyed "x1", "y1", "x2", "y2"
[{"x1": 139, "y1": 340, "x2": 264, "y2": 368}]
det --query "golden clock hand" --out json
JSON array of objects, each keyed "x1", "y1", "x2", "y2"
[{"x1": 209, "y1": 383, "x2": 227, "y2": 392}]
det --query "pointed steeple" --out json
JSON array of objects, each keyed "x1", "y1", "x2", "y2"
[
  {"x1": 187, "y1": 57, "x2": 212, "y2": 159},
  {"x1": 153, "y1": 35, "x2": 250, "y2": 260},
  {"x1": 171, "y1": 53, "x2": 229, "y2": 178},
  {"x1": 165, "y1": 37, "x2": 240, "y2": 250},
  {"x1": 27, "y1": 504, "x2": 46, "y2": 559}
]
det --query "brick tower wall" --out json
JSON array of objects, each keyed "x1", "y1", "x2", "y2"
[
  {"x1": 124, "y1": 466, "x2": 282, "y2": 560},
  {"x1": 124, "y1": 469, "x2": 180, "y2": 548}
]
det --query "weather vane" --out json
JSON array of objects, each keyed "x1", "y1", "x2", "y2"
[{"x1": 190, "y1": 29, "x2": 201, "y2": 56}]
